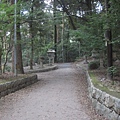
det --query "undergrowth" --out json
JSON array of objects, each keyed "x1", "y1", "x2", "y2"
[{"x1": 89, "y1": 71, "x2": 120, "y2": 99}]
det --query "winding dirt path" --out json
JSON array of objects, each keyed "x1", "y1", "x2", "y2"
[{"x1": 0, "y1": 63, "x2": 107, "y2": 120}]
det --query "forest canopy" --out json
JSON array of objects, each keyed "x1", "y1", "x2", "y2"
[{"x1": 0, "y1": 0, "x2": 119, "y2": 76}]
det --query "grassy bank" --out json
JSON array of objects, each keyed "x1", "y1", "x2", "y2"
[{"x1": 89, "y1": 71, "x2": 120, "y2": 99}]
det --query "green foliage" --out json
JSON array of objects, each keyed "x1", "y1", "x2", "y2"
[
  {"x1": 5, "y1": 65, "x2": 11, "y2": 72},
  {"x1": 20, "y1": 0, "x2": 55, "y2": 65},
  {"x1": 88, "y1": 61, "x2": 100, "y2": 70},
  {"x1": 107, "y1": 66, "x2": 118, "y2": 77},
  {"x1": 0, "y1": 0, "x2": 119, "y2": 70}
]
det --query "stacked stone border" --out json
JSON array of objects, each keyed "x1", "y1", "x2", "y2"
[
  {"x1": 0, "y1": 74, "x2": 38, "y2": 99},
  {"x1": 0, "y1": 65, "x2": 58, "y2": 99},
  {"x1": 86, "y1": 71, "x2": 120, "y2": 120},
  {"x1": 25, "y1": 65, "x2": 58, "y2": 74}
]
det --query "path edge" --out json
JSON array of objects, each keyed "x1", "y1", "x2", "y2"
[
  {"x1": 85, "y1": 69, "x2": 120, "y2": 120},
  {"x1": 0, "y1": 74, "x2": 38, "y2": 99},
  {"x1": 25, "y1": 65, "x2": 58, "y2": 74},
  {"x1": 0, "y1": 65, "x2": 58, "y2": 99}
]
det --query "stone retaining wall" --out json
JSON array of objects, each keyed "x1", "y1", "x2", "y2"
[
  {"x1": 86, "y1": 71, "x2": 120, "y2": 120},
  {"x1": 0, "y1": 74, "x2": 38, "y2": 99},
  {"x1": 25, "y1": 65, "x2": 58, "y2": 74}
]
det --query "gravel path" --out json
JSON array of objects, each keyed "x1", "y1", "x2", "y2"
[{"x1": 0, "y1": 63, "x2": 107, "y2": 120}]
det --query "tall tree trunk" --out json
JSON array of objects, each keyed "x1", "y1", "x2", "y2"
[
  {"x1": 86, "y1": 0, "x2": 92, "y2": 12},
  {"x1": 0, "y1": 37, "x2": 3, "y2": 74},
  {"x1": 61, "y1": 12, "x2": 65, "y2": 63},
  {"x1": 16, "y1": 22, "x2": 24, "y2": 74},
  {"x1": 54, "y1": 0, "x2": 57, "y2": 62},
  {"x1": 105, "y1": 0, "x2": 113, "y2": 80},
  {"x1": 29, "y1": 0, "x2": 34, "y2": 69},
  {"x1": 10, "y1": 0, "x2": 24, "y2": 74},
  {"x1": 105, "y1": 30, "x2": 113, "y2": 79},
  {"x1": 54, "y1": 25, "x2": 57, "y2": 62},
  {"x1": 57, "y1": 0, "x2": 76, "y2": 30},
  {"x1": 0, "y1": 48, "x2": 2, "y2": 74},
  {"x1": 12, "y1": 47, "x2": 14, "y2": 73},
  {"x1": 30, "y1": 36, "x2": 34, "y2": 69}
]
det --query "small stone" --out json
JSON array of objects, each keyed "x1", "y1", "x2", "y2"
[
  {"x1": 104, "y1": 95, "x2": 115, "y2": 108},
  {"x1": 114, "y1": 98, "x2": 120, "y2": 115}
]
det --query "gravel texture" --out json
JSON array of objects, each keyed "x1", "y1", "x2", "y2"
[{"x1": 0, "y1": 63, "x2": 107, "y2": 120}]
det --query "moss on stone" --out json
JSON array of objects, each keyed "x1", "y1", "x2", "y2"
[{"x1": 89, "y1": 72, "x2": 120, "y2": 99}]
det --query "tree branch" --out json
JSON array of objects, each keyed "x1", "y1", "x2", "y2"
[{"x1": 56, "y1": 0, "x2": 76, "y2": 30}]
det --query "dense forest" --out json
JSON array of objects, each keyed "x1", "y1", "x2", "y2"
[{"x1": 0, "y1": 0, "x2": 119, "y2": 79}]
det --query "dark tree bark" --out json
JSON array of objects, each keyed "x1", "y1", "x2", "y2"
[
  {"x1": 29, "y1": 0, "x2": 34, "y2": 69},
  {"x1": 56, "y1": 0, "x2": 76, "y2": 30},
  {"x1": 54, "y1": 0, "x2": 57, "y2": 62},
  {"x1": 56, "y1": 0, "x2": 93, "y2": 30},
  {"x1": 16, "y1": 22, "x2": 24, "y2": 74},
  {"x1": 105, "y1": 0, "x2": 113, "y2": 79},
  {"x1": 2, "y1": 0, "x2": 24, "y2": 74},
  {"x1": 105, "y1": 29, "x2": 113, "y2": 79},
  {"x1": 54, "y1": 24, "x2": 57, "y2": 62},
  {"x1": 30, "y1": 34, "x2": 34, "y2": 69},
  {"x1": 86, "y1": 0, "x2": 92, "y2": 11},
  {"x1": 0, "y1": 48, "x2": 2, "y2": 74}
]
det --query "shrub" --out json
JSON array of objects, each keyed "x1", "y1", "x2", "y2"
[
  {"x1": 88, "y1": 61, "x2": 100, "y2": 70},
  {"x1": 107, "y1": 66, "x2": 118, "y2": 77},
  {"x1": 5, "y1": 65, "x2": 11, "y2": 72}
]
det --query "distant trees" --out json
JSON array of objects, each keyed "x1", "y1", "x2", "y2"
[
  {"x1": 0, "y1": 0, "x2": 119, "y2": 76},
  {"x1": 20, "y1": 0, "x2": 55, "y2": 69},
  {"x1": 0, "y1": 0, "x2": 54, "y2": 74},
  {"x1": 54, "y1": 0, "x2": 120, "y2": 78},
  {"x1": 0, "y1": 1, "x2": 14, "y2": 74}
]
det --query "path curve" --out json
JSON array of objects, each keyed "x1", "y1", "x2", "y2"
[{"x1": 0, "y1": 63, "x2": 107, "y2": 120}]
